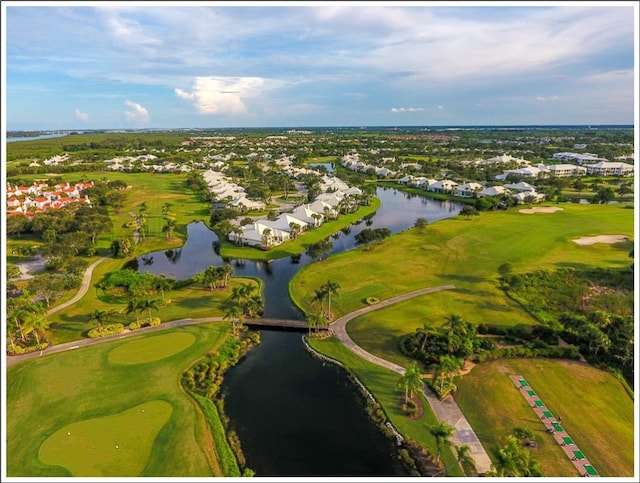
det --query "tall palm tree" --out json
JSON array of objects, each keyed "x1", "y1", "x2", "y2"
[
  {"x1": 434, "y1": 354, "x2": 463, "y2": 394},
  {"x1": 428, "y1": 420, "x2": 455, "y2": 464},
  {"x1": 397, "y1": 361, "x2": 423, "y2": 404},
  {"x1": 28, "y1": 302, "x2": 49, "y2": 345},
  {"x1": 162, "y1": 218, "x2": 177, "y2": 240},
  {"x1": 8, "y1": 308, "x2": 29, "y2": 340},
  {"x1": 161, "y1": 202, "x2": 174, "y2": 216},
  {"x1": 88, "y1": 307, "x2": 120, "y2": 331},
  {"x1": 312, "y1": 287, "x2": 328, "y2": 318},
  {"x1": 321, "y1": 279, "x2": 341, "y2": 320},
  {"x1": 416, "y1": 322, "x2": 434, "y2": 352},
  {"x1": 219, "y1": 264, "x2": 234, "y2": 287},
  {"x1": 224, "y1": 305, "x2": 244, "y2": 338},
  {"x1": 126, "y1": 298, "x2": 142, "y2": 323},
  {"x1": 261, "y1": 228, "x2": 273, "y2": 249},
  {"x1": 437, "y1": 444, "x2": 476, "y2": 476},
  {"x1": 137, "y1": 298, "x2": 160, "y2": 324},
  {"x1": 306, "y1": 312, "x2": 323, "y2": 335}
]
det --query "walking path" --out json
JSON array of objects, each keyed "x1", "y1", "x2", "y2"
[
  {"x1": 511, "y1": 375, "x2": 599, "y2": 477},
  {"x1": 330, "y1": 285, "x2": 493, "y2": 475},
  {"x1": 46, "y1": 256, "x2": 110, "y2": 317}
]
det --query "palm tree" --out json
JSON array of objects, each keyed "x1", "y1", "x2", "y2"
[
  {"x1": 162, "y1": 218, "x2": 177, "y2": 240},
  {"x1": 88, "y1": 307, "x2": 120, "y2": 331},
  {"x1": 397, "y1": 361, "x2": 423, "y2": 404},
  {"x1": 224, "y1": 305, "x2": 244, "y2": 338},
  {"x1": 416, "y1": 322, "x2": 434, "y2": 352},
  {"x1": 428, "y1": 420, "x2": 455, "y2": 464},
  {"x1": 437, "y1": 444, "x2": 476, "y2": 476},
  {"x1": 321, "y1": 279, "x2": 341, "y2": 320},
  {"x1": 161, "y1": 202, "x2": 174, "y2": 216},
  {"x1": 261, "y1": 228, "x2": 273, "y2": 249},
  {"x1": 306, "y1": 312, "x2": 323, "y2": 335},
  {"x1": 152, "y1": 275, "x2": 172, "y2": 302},
  {"x1": 289, "y1": 222, "x2": 301, "y2": 240},
  {"x1": 219, "y1": 264, "x2": 234, "y2": 287},
  {"x1": 8, "y1": 308, "x2": 29, "y2": 340},
  {"x1": 434, "y1": 354, "x2": 463, "y2": 394},
  {"x1": 245, "y1": 294, "x2": 264, "y2": 318},
  {"x1": 27, "y1": 302, "x2": 49, "y2": 345},
  {"x1": 138, "y1": 298, "x2": 160, "y2": 324},
  {"x1": 126, "y1": 298, "x2": 142, "y2": 324},
  {"x1": 312, "y1": 287, "x2": 328, "y2": 318}
]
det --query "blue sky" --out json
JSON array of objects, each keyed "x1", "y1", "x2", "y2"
[{"x1": 2, "y1": 1, "x2": 637, "y2": 130}]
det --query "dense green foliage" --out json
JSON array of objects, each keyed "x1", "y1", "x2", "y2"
[{"x1": 505, "y1": 267, "x2": 634, "y2": 380}]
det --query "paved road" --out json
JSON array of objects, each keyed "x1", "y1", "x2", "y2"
[{"x1": 330, "y1": 284, "x2": 493, "y2": 475}]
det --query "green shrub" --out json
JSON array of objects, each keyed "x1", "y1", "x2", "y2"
[
  {"x1": 87, "y1": 323, "x2": 125, "y2": 338},
  {"x1": 365, "y1": 296, "x2": 380, "y2": 305},
  {"x1": 129, "y1": 321, "x2": 140, "y2": 330}
]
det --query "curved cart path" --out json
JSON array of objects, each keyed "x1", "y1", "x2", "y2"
[
  {"x1": 46, "y1": 256, "x2": 110, "y2": 316},
  {"x1": 330, "y1": 285, "x2": 493, "y2": 475}
]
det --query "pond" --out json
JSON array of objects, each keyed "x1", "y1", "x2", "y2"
[{"x1": 136, "y1": 187, "x2": 464, "y2": 475}]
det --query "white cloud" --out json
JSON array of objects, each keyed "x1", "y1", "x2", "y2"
[
  {"x1": 124, "y1": 99, "x2": 149, "y2": 125},
  {"x1": 391, "y1": 107, "x2": 424, "y2": 113},
  {"x1": 175, "y1": 77, "x2": 264, "y2": 115},
  {"x1": 536, "y1": 96, "x2": 560, "y2": 102},
  {"x1": 75, "y1": 108, "x2": 89, "y2": 122}
]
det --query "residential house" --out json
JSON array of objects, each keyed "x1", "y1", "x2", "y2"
[
  {"x1": 583, "y1": 161, "x2": 634, "y2": 176},
  {"x1": 454, "y1": 182, "x2": 484, "y2": 198},
  {"x1": 427, "y1": 179, "x2": 459, "y2": 194}
]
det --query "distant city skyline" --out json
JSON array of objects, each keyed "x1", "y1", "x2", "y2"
[{"x1": 2, "y1": 1, "x2": 638, "y2": 131}]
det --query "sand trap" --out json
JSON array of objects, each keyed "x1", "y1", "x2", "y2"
[
  {"x1": 519, "y1": 206, "x2": 564, "y2": 214},
  {"x1": 573, "y1": 235, "x2": 628, "y2": 245}
]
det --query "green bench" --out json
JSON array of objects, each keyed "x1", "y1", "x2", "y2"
[
  {"x1": 572, "y1": 450, "x2": 585, "y2": 461},
  {"x1": 584, "y1": 464, "x2": 598, "y2": 476}
]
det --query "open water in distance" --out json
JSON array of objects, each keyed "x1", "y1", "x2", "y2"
[{"x1": 136, "y1": 187, "x2": 463, "y2": 475}]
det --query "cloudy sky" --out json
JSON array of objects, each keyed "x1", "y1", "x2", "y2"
[{"x1": 2, "y1": 1, "x2": 637, "y2": 130}]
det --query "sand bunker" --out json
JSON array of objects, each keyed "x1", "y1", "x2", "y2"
[
  {"x1": 519, "y1": 206, "x2": 564, "y2": 214},
  {"x1": 573, "y1": 235, "x2": 628, "y2": 245}
]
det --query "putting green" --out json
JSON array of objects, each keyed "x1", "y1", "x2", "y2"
[
  {"x1": 108, "y1": 332, "x2": 195, "y2": 365},
  {"x1": 38, "y1": 400, "x2": 173, "y2": 476}
]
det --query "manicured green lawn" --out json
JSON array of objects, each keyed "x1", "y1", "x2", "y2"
[
  {"x1": 6, "y1": 323, "x2": 231, "y2": 477},
  {"x1": 455, "y1": 359, "x2": 635, "y2": 477}
]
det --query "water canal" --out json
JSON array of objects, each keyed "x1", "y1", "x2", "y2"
[{"x1": 137, "y1": 187, "x2": 464, "y2": 476}]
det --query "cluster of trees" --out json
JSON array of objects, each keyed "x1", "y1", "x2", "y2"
[
  {"x1": 307, "y1": 279, "x2": 341, "y2": 332},
  {"x1": 400, "y1": 315, "x2": 496, "y2": 398},
  {"x1": 354, "y1": 227, "x2": 392, "y2": 247},
  {"x1": 223, "y1": 282, "x2": 264, "y2": 338},
  {"x1": 194, "y1": 265, "x2": 234, "y2": 291},
  {"x1": 501, "y1": 265, "x2": 634, "y2": 381},
  {"x1": 6, "y1": 293, "x2": 50, "y2": 354},
  {"x1": 7, "y1": 203, "x2": 113, "y2": 257}
]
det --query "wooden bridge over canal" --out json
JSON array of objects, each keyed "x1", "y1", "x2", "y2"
[{"x1": 244, "y1": 318, "x2": 325, "y2": 331}]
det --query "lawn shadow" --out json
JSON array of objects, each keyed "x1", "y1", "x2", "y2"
[{"x1": 437, "y1": 273, "x2": 486, "y2": 284}]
